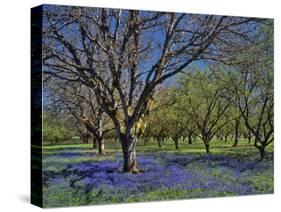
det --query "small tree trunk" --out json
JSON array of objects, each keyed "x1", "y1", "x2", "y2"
[
  {"x1": 204, "y1": 141, "x2": 210, "y2": 154},
  {"x1": 232, "y1": 133, "x2": 239, "y2": 147},
  {"x1": 156, "y1": 138, "x2": 162, "y2": 148},
  {"x1": 232, "y1": 118, "x2": 240, "y2": 147},
  {"x1": 248, "y1": 131, "x2": 252, "y2": 144},
  {"x1": 92, "y1": 136, "x2": 97, "y2": 149},
  {"x1": 205, "y1": 143, "x2": 210, "y2": 153},
  {"x1": 143, "y1": 138, "x2": 148, "y2": 145},
  {"x1": 258, "y1": 146, "x2": 266, "y2": 161},
  {"x1": 254, "y1": 138, "x2": 266, "y2": 161},
  {"x1": 174, "y1": 138, "x2": 179, "y2": 150},
  {"x1": 248, "y1": 136, "x2": 251, "y2": 144},
  {"x1": 82, "y1": 133, "x2": 89, "y2": 144},
  {"x1": 232, "y1": 139, "x2": 238, "y2": 147},
  {"x1": 202, "y1": 132, "x2": 211, "y2": 153},
  {"x1": 224, "y1": 135, "x2": 228, "y2": 143},
  {"x1": 188, "y1": 133, "x2": 192, "y2": 144}
]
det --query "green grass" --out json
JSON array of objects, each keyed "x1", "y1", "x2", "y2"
[
  {"x1": 41, "y1": 138, "x2": 273, "y2": 207},
  {"x1": 43, "y1": 137, "x2": 273, "y2": 156},
  {"x1": 42, "y1": 138, "x2": 273, "y2": 176}
]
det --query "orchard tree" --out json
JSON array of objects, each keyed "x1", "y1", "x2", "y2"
[
  {"x1": 228, "y1": 63, "x2": 273, "y2": 160},
  {"x1": 145, "y1": 90, "x2": 171, "y2": 148},
  {"x1": 146, "y1": 109, "x2": 169, "y2": 148},
  {"x1": 178, "y1": 71, "x2": 236, "y2": 153},
  {"x1": 151, "y1": 102, "x2": 185, "y2": 150},
  {"x1": 241, "y1": 125, "x2": 254, "y2": 144},
  {"x1": 183, "y1": 118, "x2": 198, "y2": 145},
  {"x1": 219, "y1": 22, "x2": 273, "y2": 160},
  {"x1": 165, "y1": 89, "x2": 194, "y2": 149},
  {"x1": 46, "y1": 81, "x2": 112, "y2": 155},
  {"x1": 226, "y1": 63, "x2": 273, "y2": 160},
  {"x1": 220, "y1": 103, "x2": 242, "y2": 147},
  {"x1": 43, "y1": 5, "x2": 260, "y2": 172}
]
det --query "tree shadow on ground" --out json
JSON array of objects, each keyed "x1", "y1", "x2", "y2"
[
  {"x1": 158, "y1": 152, "x2": 273, "y2": 173},
  {"x1": 43, "y1": 150, "x2": 273, "y2": 205}
]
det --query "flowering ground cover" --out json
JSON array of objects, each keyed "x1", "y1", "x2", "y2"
[{"x1": 42, "y1": 140, "x2": 273, "y2": 207}]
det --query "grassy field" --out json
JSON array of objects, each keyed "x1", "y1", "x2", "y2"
[{"x1": 41, "y1": 139, "x2": 274, "y2": 207}]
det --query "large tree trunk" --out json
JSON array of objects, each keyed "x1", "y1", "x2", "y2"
[
  {"x1": 97, "y1": 137, "x2": 105, "y2": 155},
  {"x1": 120, "y1": 133, "x2": 139, "y2": 173}
]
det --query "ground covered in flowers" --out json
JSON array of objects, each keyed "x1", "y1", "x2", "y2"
[{"x1": 42, "y1": 141, "x2": 273, "y2": 207}]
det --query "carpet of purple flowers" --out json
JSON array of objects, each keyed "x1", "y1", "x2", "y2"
[{"x1": 42, "y1": 144, "x2": 273, "y2": 207}]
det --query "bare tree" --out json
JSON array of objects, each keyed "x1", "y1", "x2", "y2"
[
  {"x1": 42, "y1": 5, "x2": 259, "y2": 172},
  {"x1": 46, "y1": 81, "x2": 112, "y2": 155},
  {"x1": 230, "y1": 63, "x2": 273, "y2": 160},
  {"x1": 222, "y1": 22, "x2": 273, "y2": 160}
]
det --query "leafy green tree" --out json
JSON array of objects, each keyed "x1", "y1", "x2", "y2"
[
  {"x1": 177, "y1": 71, "x2": 234, "y2": 153},
  {"x1": 145, "y1": 88, "x2": 175, "y2": 148},
  {"x1": 43, "y1": 112, "x2": 71, "y2": 144},
  {"x1": 219, "y1": 22, "x2": 273, "y2": 160}
]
